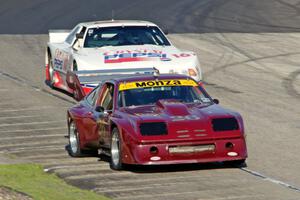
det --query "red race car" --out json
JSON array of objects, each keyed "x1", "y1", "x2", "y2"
[{"x1": 66, "y1": 69, "x2": 247, "y2": 170}]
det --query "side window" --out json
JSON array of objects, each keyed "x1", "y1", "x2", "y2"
[
  {"x1": 98, "y1": 83, "x2": 114, "y2": 110},
  {"x1": 118, "y1": 91, "x2": 123, "y2": 107},
  {"x1": 65, "y1": 26, "x2": 81, "y2": 44},
  {"x1": 86, "y1": 86, "x2": 100, "y2": 106}
]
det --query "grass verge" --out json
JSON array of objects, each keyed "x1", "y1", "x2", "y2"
[{"x1": 0, "y1": 164, "x2": 110, "y2": 200}]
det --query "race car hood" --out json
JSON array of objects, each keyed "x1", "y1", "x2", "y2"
[
  {"x1": 119, "y1": 100, "x2": 243, "y2": 142},
  {"x1": 75, "y1": 45, "x2": 200, "y2": 79}
]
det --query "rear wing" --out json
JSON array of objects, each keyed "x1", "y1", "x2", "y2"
[
  {"x1": 49, "y1": 30, "x2": 71, "y2": 43},
  {"x1": 66, "y1": 68, "x2": 158, "y2": 101}
]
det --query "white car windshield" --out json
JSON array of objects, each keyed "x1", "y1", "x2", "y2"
[{"x1": 84, "y1": 26, "x2": 170, "y2": 47}]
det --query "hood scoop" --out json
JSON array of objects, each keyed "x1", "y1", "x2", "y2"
[{"x1": 156, "y1": 99, "x2": 190, "y2": 116}]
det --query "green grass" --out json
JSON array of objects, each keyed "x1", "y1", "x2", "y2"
[{"x1": 0, "y1": 164, "x2": 110, "y2": 200}]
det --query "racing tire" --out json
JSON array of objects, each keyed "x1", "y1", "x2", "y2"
[
  {"x1": 48, "y1": 54, "x2": 55, "y2": 87},
  {"x1": 68, "y1": 121, "x2": 82, "y2": 157},
  {"x1": 73, "y1": 61, "x2": 78, "y2": 71},
  {"x1": 110, "y1": 128, "x2": 123, "y2": 170},
  {"x1": 224, "y1": 159, "x2": 246, "y2": 167}
]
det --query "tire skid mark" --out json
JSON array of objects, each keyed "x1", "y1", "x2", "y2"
[
  {"x1": 12, "y1": 149, "x2": 66, "y2": 158},
  {"x1": 3, "y1": 145, "x2": 65, "y2": 154},
  {"x1": 64, "y1": 171, "x2": 133, "y2": 180},
  {"x1": 0, "y1": 114, "x2": 42, "y2": 120},
  {"x1": 197, "y1": 194, "x2": 265, "y2": 200},
  {"x1": 0, "y1": 70, "x2": 75, "y2": 104},
  {"x1": 0, "y1": 106, "x2": 66, "y2": 113},
  {"x1": 204, "y1": 5, "x2": 295, "y2": 78},
  {"x1": 0, "y1": 134, "x2": 64, "y2": 141},
  {"x1": 203, "y1": 81, "x2": 242, "y2": 94},
  {"x1": 92, "y1": 174, "x2": 215, "y2": 186},
  {"x1": 36, "y1": 158, "x2": 101, "y2": 167},
  {"x1": 72, "y1": 168, "x2": 235, "y2": 187},
  {"x1": 204, "y1": 51, "x2": 300, "y2": 78},
  {"x1": 92, "y1": 176, "x2": 250, "y2": 193},
  {"x1": 282, "y1": 69, "x2": 300, "y2": 99},
  {"x1": 0, "y1": 127, "x2": 66, "y2": 133},
  {"x1": 112, "y1": 186, "x2": 262, "y2": 200},
  {"x1": 0, "y1": 141, "x2": 66, "y2": 151},
  {"x1": 49, "y1": 164, "x2": 110, "y2": 173},
  {"x1": 206, "y1": 29, "x2": 300, "y2": 101},
  {"x1": 16, "y1": 153, "x2": 69, "y2": 160},
  {"x1": 59, "y1": 168, "x2": 124, "y2": 178},
  {"x1": 0, "y1": 120, "x2": 65, "y2": 127},
  {"x1": 44, "y1": 163, "x2": 108, "y2": 172},
  {"x1": 276, "y1": 0, "x2": 300, "y2": 16}
]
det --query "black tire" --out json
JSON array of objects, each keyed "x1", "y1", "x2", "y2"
[
  {"x1": 48, "y1": 54, "x2": 55, "y2": 87},
  {"x1": 224, "y1": 159, "x2": 246, "y2": 167},
  {"x1": 68, "y1": 121, "x2": 82, "y2": 157},
  {"x1": 73, "y1": 61, "x2": 78, "y2": 71},
  {"x1": 110, "y1": 128, "x2": 123, "y2": 170}
]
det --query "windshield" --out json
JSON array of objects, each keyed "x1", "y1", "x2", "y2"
[
  {"x1": 84, "y1": 26, "x2": 170, "y2": 48},
  {"x1": 118, "y1": 80, "x2": 212, "y2": 107}
]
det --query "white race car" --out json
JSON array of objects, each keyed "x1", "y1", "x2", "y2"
[{"x1": 45, "y1": 20, "x2": 202, "y2": 94}]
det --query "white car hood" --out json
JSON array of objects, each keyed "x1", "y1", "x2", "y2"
[{"x1": 75, "y1": 45, "x2": 199, "y2": 75}]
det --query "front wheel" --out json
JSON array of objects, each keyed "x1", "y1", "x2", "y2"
[
  {"x1": 48, "y1": 54, "x2": 55, "y2": 87},
  {"x1": 110, "y1": 128, "x2": 123, "y2": 170},
  {"x1": 73, "y1": 61, "x2": 78, "y2": 71},
  {"x1": 68, "y1": 121, "x2": 82, "y2": 157}
]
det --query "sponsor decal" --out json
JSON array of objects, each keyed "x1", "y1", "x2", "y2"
[
  {"x1": 103, "y1": 49, "x2": 171, "y2": 63},
  {"x1": 119, "y1": 79, "x2": 197, "y2": 91},
  {"x1": 54, "y1": 58, "x2": 63, "y2": 70},
  {"x1": 172, "y1": 53, "x2": 195, "y2": 58},
  {"x1": 54, "y1": 49, "x2": 69, "y2": 71}
]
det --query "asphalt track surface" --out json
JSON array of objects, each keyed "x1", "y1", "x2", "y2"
[
  {"x1": 0, "y1": 1, "x2": 300, "y2": 200},
  {"x1": 1, "y1": 0, "x2": 300, "y2": 34}
]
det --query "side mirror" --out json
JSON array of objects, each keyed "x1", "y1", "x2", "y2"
[
  {"x1": 213, "y1": 99, "x2": 219, "y2": 104},
  {"x1": 95, "y1": 106, "x2": 105, "y2": 113},
  {"x1": 75, "y1": 33, "x2": 84, "y2": 39}
]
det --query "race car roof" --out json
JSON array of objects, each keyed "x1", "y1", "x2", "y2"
[
  {"x1": 78, "y1": 73, "x2": 192, "y2": 85},
  {"x1": 112, "y1": 74, "x2": 193, "y2": 83},
  {"x1": 78, "y1": 20, "x2": 158, "y2": 28}
]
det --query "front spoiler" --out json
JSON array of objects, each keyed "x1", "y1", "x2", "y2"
[{"x1": 123, "y1": 137, "x2": 247, "y2": 165}]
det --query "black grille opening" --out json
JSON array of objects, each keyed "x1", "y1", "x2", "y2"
[
  {"x1": 212, "y1": 118, "x2": 239, "y2": 132},
  {"x1": 140, "y1": 122, "x2": 167, "y2": 136}
]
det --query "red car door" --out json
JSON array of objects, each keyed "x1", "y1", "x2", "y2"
[
  {"x1": 80, "y1": 86, "x2": 102, "y2": 145},
  {"x1": 95, "y1": 83, "x2": 115, "y2": 147}
]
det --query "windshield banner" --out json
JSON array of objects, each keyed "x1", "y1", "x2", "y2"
[{"x1": 119, "y1": 79, "x2": 197, "y2": 91}]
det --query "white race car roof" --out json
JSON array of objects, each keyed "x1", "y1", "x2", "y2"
[{"x1": 78, "y1": 20, "x2": 158, "y2": 29}]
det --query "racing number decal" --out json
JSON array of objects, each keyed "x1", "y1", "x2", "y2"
[
  {"x1": 119, "y1": 79, "x2": 197, "y2": 91},
  {"x1": 172, "y1": 53, "x2": 196, "y2": 58}
]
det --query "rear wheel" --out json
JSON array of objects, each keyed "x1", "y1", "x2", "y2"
[
  {"x1": 48, "y1": 54, "x2": 55, "y2": 87},
  {"x1": 73, "y1": 61, "x2": 78, "y2": 71},
  {"x1": 110, "y1": 128, "x2": 123, "y2": 170},
  {"x1": 68, "y1": 121, "x2": 82, "y2": 157}
]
